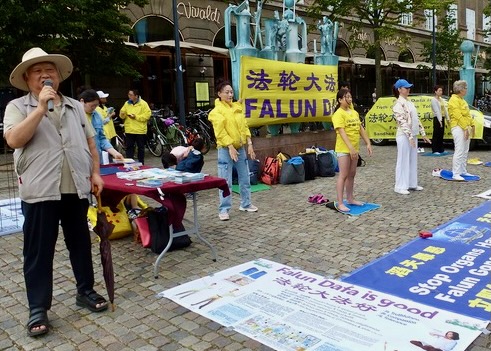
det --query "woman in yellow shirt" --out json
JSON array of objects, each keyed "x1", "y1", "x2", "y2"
[
  {"x1": 448, "y1": 80, "x2": 476, "y2": 181},
  {"x1": 332, "y1": 88, "x2": 372, "y2": 213},
  {"x1": 208, "y1": 79, "x2": 257, "y2": 221}
]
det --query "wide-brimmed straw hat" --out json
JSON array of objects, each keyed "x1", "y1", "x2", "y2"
[{"x1": 9, "y1": 47, "x2": 73, "y2": 91}]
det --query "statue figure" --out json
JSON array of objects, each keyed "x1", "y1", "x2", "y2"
[
  {"x1": 253, "y1": 0, "x2": 264, "y2": 49},
  {"x1": 276, "y1": 17, "x2": 289, "y2": 51},
  {"x1": 318, "y1": 16, "x2": 333, "y2": 55}
]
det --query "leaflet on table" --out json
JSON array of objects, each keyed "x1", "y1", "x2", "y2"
[
  {"x1": 116, "y1": 168, "x2": 169, "y2": 180},
  {"x1": 152, "y1": 169, "x2": 206, "y2": 183},
  {"x1": 136, "y1": 178, "x2": 169, "y2": 188},
  {"x1": 116, "y1": 168, "x2": 206, "y2": 184}
]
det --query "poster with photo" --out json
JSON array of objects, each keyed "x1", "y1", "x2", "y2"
[{"x1": 160, "y1": 259, "x2": 488, "y2": 351}]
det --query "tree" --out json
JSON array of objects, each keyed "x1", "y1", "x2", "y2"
[
  {"x1": 0, "y1": 0, "x2": 148, "y2": 87},
  {"x1": 484, "y1": 3, "x2": 491, "y2": 72},
  {"x1": 420, "y1": 4, "x2": 461, "y2": 94},
  {"x1": 307, "y1": 0, "x2": 452, "y2": 96}
]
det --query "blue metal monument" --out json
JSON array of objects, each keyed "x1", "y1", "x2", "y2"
[
  {"x1": 459, "y1": 40, "x2": 475, "y2": 106},
  {"x1": 224, "y1": 0, "x2": 339, "y2": 134}
]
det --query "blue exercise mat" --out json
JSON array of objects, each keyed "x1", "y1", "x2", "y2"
[
  {"x1": 326, "y1": 201, "x2": 381, "y2": 216},
  {"x1": 440, "y1": 169, "x2": 480, "y2": 181},
  {"x1": 421, "y1": 151, "x2": 452, "y2": 157}
]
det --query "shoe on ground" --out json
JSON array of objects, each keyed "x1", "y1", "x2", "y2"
[
  {"x1": 461, "y1": 172, "x2": 476, "y2": 177},
  {"x1": 409, "y1": 186, "x2": 424, "y2": 191},
  {"x1": 452, "y1": 174, "x2": 465, "y2": 181},
  {"x1": 239, "y1": 205, "x2": 258, "y2": 212},
  {"x1": 219, "y1": 212, "x2": 229, "y2": 221},
  {"x1": 394, "y1": 189, "x2": 410, "y2": 195},
  {"x1": 431, "y1": 168, "x2": 442, "y2": 177}
]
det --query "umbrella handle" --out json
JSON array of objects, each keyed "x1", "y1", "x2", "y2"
[{"x1": 96, "y1": 194, "x2": 103, "y2": 212}]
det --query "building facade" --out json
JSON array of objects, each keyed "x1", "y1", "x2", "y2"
[{"x1": 93, "y1": 0, "x2": 490, "y2": 113}]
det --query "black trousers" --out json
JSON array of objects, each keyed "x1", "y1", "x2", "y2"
[
  {"x1": 125, "y1": 133, "x2": 146, "y2": 164},
  {"x1": 431, "y1": 117, "x2": 445, "y2": 153},
  {"x1": 21, "y1": 195, "x2": 94, "y2": 311}
]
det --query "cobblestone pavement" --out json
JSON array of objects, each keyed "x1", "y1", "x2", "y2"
[{"x1": 0, "y1": 142, "x2": 490, "y2": 351}]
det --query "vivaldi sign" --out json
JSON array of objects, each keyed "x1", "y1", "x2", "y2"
[{"x1": 177, "y1": 2, "x2": 221, "y2": 24}]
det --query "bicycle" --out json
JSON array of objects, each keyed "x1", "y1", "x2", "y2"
[
  {"x1": 185, "y1": 109, "x2": 215, "y2": 154},
  {"x1": 146, "y1": 115, "x2": 166, "y2": 157},
  {"x1": 151, "y1": 110, "x2": 187, "y2": 152},
  {"x1": 114, "y1": 116, "x2": 165, "y2": 157},
  {"x1": 113, "y1": 117, "x2": 126, "y2": 154}
]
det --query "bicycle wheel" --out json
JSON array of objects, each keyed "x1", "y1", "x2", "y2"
[
  {"x1": 147, "y1": 134, "x2": 163, "y2": 157},
  {"x1": 115, "y1": 135, "x2": 126, "y2": 154},
  {"x1": 164, "y1": 126, "x2": 187, "y2": 149}
]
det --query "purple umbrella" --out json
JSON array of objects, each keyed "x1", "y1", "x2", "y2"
[{"x1": 93, "y1": 195, "x2": 116, "y2": 311}]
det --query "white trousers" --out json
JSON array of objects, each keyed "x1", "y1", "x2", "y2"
[
  {"x1": 395, "y1": 135, "x2": 418, "y2": 191},
  {"x1": 451, "y1": 126, "x2": 469, "y2": 175}
]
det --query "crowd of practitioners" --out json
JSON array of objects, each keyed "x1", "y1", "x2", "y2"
[{"x1": 2, "y1": 46, "x2": 479, "y2": 339}]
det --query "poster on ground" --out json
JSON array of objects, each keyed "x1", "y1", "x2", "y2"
[
  {"x1": 159, "y1": 259, "x2": 487, "y2": 351},
  {"x1": 343, "y1": 201, "x2": 491, "y2": 321},
  {"x1": 0, "y1": 197, "x2": 24, "y2": 236}
]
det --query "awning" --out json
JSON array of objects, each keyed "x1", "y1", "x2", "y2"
[
  {"x1": 390, "y1": 61, "x2": 431, "y2": 69},
  {"x1": 186, "y1": 42, "x2": 228, "y2": 56},
  {"x1": 349, "y1": 57, "x2": 390, "y2": 67},
  {"x1": 142, "y1": 40, "x2": 228, "y2": 56}
]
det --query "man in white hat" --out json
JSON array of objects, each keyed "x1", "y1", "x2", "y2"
[
  {"x1": 3, "y1": 47, "x2": 108, "y2": 337},
  {"x1": 96, "y1": 90, "x2": 117, "y2": 144}
]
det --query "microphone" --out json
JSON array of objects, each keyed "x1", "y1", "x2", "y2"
[{"x1": 43, "y1": 79, "x2": 54, "y2": 112}]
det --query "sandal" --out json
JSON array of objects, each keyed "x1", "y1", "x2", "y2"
[
  {"x1": 316, "y1": 196, "x2": 329, "y2": 204},
  {"x1": 76, "y1": 290, "x2": 108, "y2": 312},
  {"x1": 27, "y1": 307, "x2": 49, "y2": 337},
  {"x1": 308, "y1": 194, "x2": 321, "y2": 204}
]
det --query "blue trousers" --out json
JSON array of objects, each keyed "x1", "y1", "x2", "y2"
[
  {"x1": 21, "y1": 195, "x2": 94, "y2": 311},
  {"x1": 217, "y1": 147, "x2": 251, "y2": 214}
]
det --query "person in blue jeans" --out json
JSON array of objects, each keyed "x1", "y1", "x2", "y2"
[{"x1": 208, "y1": 79, "x2": 258, "y2": 221}]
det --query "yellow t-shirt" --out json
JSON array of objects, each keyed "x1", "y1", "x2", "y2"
[{"x1": 332, "y1": 108, "x2": 361, "y2": 153}]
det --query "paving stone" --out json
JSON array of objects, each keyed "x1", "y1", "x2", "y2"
[{"x1": 0, "y1": 146, "x2": 490, "y2": 350}]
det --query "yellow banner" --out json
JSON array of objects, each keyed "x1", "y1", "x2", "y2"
[
  {"x1": 366, "y1": 96, "x2": 484, "y2": 140},
  {"x1": 239, "y1": 56, "x2": 338, "y2": 128}
]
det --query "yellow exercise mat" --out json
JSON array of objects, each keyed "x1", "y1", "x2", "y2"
[{"x1": 467, "y1": 158, "x2": 483, "y2": 165}]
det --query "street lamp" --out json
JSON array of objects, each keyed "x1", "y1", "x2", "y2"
[{"x1": 172, "y1": 0, "x2": 186, "y2": 126}]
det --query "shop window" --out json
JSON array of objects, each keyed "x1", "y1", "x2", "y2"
[
  {"x1": 398, "y1": 50, "x2": 414, "y2": 63},
  {"x1": 129, "y1": 16, "x2": 176, "y2": 44},
  {"x1": 335, "y1": 39, "x2": 350, "y2": 58},
  {"x1": 366, "y1": 46, "x2": 386, "y2": 61}
]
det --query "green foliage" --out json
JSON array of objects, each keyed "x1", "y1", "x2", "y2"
[
  {"x1": 0, "y1": 0, "x2": 148, "y2": 85},
  {"x1": 307, "y1": 0, "x2": 453, "y2": 93},
  {"x1": 484, "y1": 3, "x2": 491, "y2": 71},
  {"x1": 420, "y1": 4, "x2": 462, "y2": 87}
]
